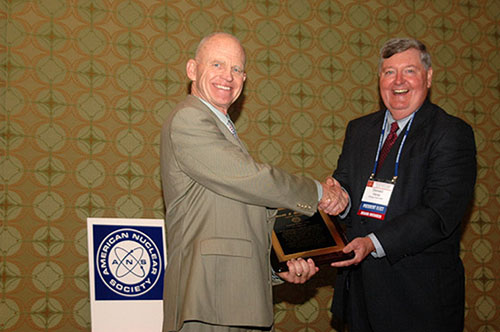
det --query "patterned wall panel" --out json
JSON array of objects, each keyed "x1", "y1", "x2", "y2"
[{"x1": 1, "y1": 0, "x2": 498, "y2": 331}]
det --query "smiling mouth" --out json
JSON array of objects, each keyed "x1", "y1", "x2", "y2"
[
  {"x1": 215, "y1": 84, "x2": 230, "y2": 91},
  {"x1": 394, "y1": 89, "x2": 409, "y2": 94}
]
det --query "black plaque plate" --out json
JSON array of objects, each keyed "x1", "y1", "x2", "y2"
[{"x1": 271, "y1": 208, "x2": 354, "y2": 272}]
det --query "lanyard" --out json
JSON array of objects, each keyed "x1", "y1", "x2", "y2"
[{"x1": 371, "y1": 110, "x2": 415, "y2": 182}]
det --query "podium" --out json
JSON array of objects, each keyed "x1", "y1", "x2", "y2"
[{"x1": 87, "y1": 218, "x2": 167, "y2": 331}]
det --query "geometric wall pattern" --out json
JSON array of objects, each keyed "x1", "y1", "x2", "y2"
[{"x1": 1, "y1": 1, "x2": 498, "y2": 331}]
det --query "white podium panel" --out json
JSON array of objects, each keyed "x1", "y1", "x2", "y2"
[{"x1": 87, "y1": 218, "x2": 167, "y2": 332}]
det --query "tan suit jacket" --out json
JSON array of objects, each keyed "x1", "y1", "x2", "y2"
[{"x1": 160, "y1": 95, "x2": 318, "y2": 331}]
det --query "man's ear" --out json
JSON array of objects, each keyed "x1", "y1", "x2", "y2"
[
  {"x1": 426, "y1": 67, "x2": 433, "y2": 88},
  {"x1": 186, "y1": 59, "x2": 197, "y2": 81}
]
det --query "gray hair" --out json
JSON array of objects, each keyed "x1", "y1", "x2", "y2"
[{"x1": 378, "y1": 38, "x2": 432, "y2": 72}]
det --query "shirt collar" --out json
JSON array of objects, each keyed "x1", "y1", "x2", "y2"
[
  {"x1": 195, "y1": 96, "x2": 232, "y2": 124},
  {"x1": 386, "y1": 109, "x2": 418, "y2": 134}
]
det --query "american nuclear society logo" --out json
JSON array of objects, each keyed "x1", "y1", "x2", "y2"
[{"x1": 93, "y1": 225, "x2": 164, "y2": 300}]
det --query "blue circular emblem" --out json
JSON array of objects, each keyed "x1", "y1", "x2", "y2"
[{"x1": 96, "y1": 228, "x2": 162, "y2": 297}]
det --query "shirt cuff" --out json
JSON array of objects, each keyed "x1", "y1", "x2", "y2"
[
  {"x1": 368, "y1": 233, "x2": 386, "y2": 258},
  {"x1": 338, "y1": 187, "x2": 351, "y2": 219},
  {"x1": 315, "y1": 180, "x2": 322, "y2": 203},
  {"x1": 271, "y1": 268, "x2": 284, "y2": 285}
]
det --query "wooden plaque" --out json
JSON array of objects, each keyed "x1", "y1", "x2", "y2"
[{"x1": 271, "y1": 208, "x2": 354, "y2": 272}]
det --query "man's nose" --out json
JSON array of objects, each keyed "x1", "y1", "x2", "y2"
[
  {"x1": 395, "y1": 71, "x2": 404, "y2": 84},
  {"x1": 220, "y1": 67, "x2": 234, "y2": 81}
]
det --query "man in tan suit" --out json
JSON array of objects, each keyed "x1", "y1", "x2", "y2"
[{"x1": 161, "y1": 32, "x2": 348, "y2": 332}]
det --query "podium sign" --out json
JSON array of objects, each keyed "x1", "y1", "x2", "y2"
[{"x1": 87, "y1": 218, "x2": 167, "y2": 332}]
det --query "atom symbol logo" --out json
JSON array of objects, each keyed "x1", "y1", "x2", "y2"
[
  {"x1": 96, "y1": 228, "x2": 162, "y2": 297},
  {"x1": 114, "y1": 246, "x2": 146, "y2": 278},
  {"x1": 108, "y1": 240, "x2": 150, "y2": 285}
]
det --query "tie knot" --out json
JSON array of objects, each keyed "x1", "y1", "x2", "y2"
[
  {"x1": 389, "y1": 121, "x2": 399, "y2": 133},
  {"x1": 391, "y1": 121, "x2": 399, "y2": 133}
]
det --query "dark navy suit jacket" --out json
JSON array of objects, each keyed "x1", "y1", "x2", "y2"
[{"x1": 331, "y1": 98, "x2": 476, "y2": 332}]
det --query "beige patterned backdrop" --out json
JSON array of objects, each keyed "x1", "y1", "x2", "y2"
[{"x1": 1, "y1": 0, "x2": 498, "y2": 331}]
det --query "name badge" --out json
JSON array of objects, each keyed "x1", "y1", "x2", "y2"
[{"x1": 357, "y1": 179, "x2": 394, "y2": 220}]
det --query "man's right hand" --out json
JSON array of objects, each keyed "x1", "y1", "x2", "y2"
[{"x1": 319, "y1": 177, "x2": 348, "y2": 215}]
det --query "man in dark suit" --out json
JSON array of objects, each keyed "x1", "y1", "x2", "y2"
[
  {"x1": 161, "y1": 32, "x2": 348, "y2": 332},
  {"x1": 330, "y1": 38, "x2": 477, "y2": 332}
]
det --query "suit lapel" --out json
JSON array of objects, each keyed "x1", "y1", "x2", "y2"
[
  {"x1": 397, "y1": 99, "x2": 434, "y2": 155},
  {"x1": 378, "y1": 99, "x2": 435, "y2": 177},
  {"x1": 187, "y1": 95, "x2": 249, "y2": 154},
  {"x1": 362, "y1": 111, "x2": 386, "y2": 175},
  {"x1": 218, "y1": 114, "x2": 249, "y2": 153}
]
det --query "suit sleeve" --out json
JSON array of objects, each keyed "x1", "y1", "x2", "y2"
[
  {"x1": 165, "y1": 105, "x2": 318, "y2": 214},
  {"x1": 375, "y1": 118, "x2": 477, "y2": 264},
  {"x1": 333, "y1": 121, "x2": 355, "y2": 193}
]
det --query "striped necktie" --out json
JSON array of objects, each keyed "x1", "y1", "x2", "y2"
[
  {"x1": 377, "y1": 121, "x2": 399, "y2": 172},
  {"x1": 227, "y1": 117, "x2": 238, "y2": 137}
]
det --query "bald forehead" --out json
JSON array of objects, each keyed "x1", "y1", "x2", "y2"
[{"x1": 195, "y1": 33, "x2": 246, "y2": 64}]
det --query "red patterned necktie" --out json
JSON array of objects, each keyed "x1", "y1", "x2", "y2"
[{"x1": 377, "y1": 121, "x2": 399, "y2": 172}]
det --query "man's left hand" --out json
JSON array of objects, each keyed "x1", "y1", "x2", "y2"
[
  {"x1": 278, "y1": 257, "x2": 319, "y2": 284},
  {"x1": 330, "y1": 237, "x2": 374, "y2": 268}
]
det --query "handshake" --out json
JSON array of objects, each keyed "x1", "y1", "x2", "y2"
[{"x1": 318, "y1": 176, "x2": 349, "y2": 216}]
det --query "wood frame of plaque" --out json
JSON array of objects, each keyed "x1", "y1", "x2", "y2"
[{"x1": 271, "y1": 208, "x2": 354, "y2": 272}]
